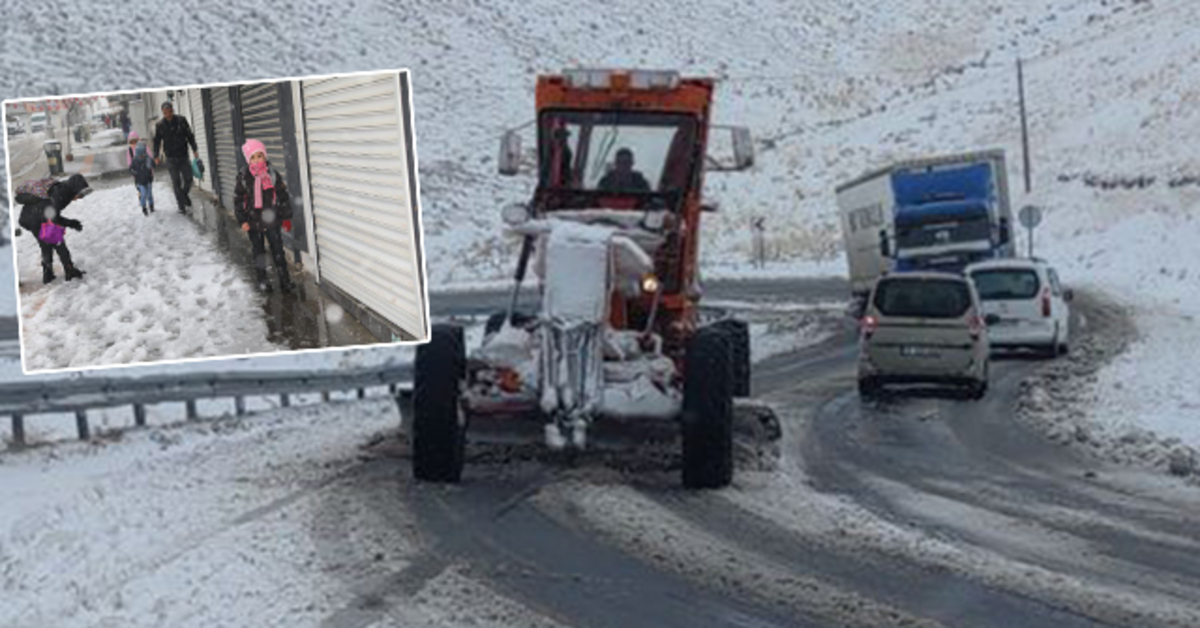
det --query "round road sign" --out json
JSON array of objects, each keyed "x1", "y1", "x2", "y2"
[{"x1": 1019, "y1": 204, "x2": 1043, "y2": 229}]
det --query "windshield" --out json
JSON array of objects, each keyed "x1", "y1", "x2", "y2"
[
  {"x1": 896, "y1": 216, "x2": 991, "y2": 250},
  {"x1": 873, "y1": 278, "x2": 973, "y2": 319},
  {"x1": 970, "y1": 268, "x2": 1040, "y2": 300},
  {"x1": 538, "y1": 110, "x2": 698, "y2": 195}
]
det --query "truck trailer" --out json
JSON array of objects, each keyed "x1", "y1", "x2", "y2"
[{"x1": 836, "y1": 149, "x2": 1014, "y2": 304}]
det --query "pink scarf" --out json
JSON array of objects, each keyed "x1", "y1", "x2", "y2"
[{"x1": 249, "y1": 161, "x2": 274, "y2": 209}]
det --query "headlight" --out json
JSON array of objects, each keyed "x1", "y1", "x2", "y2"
[
  {"x1": 501, "y1": 203, "x2": 529, "y2": 226},
  {"x1": 641, "y1": 273, "x2": 661, "y2": 293},
  {"x1": 643, "y1": 211, "x2": 667, "y2": 230}
]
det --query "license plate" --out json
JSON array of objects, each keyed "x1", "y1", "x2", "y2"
[{"x1": 900, "y1": 346, "x2": 939, "y2": 358}]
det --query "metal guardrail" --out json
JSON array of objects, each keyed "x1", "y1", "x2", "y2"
[
  {"x1": 0, "y1": 340, "x2": 18, "y2": 360},
  {"x1": 1, "y1": 362, "x2": 415, "y2": 449}
]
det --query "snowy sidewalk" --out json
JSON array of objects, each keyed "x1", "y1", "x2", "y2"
[{"x1": 13, "y1": 181, "x2": 284, "y2": 371}]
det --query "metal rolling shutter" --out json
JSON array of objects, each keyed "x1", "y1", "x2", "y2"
[
  {"x1": 209, "y1": 87, "x2": 238, "y2": 210},
  {"x1": 187, "y1": 89, "x2": 213, "y2": 194},
  {"x1": 238, "y1": 84, "x2": 286, "y2": 178},
  {"x1": 301, "y1": 73, "x2": 426, "y2": 337}
]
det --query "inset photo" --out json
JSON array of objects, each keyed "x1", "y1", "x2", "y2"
[{"x1": 4, "y1": 69, "x2": 429, "y2": 374}]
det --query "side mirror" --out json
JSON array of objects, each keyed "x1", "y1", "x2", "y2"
[
  {"x1": 1063, "y1": 289, "x2": 1074, "y2": 303},
  {"x1": 879, "y1": 230, "x2": 891, "y2": 258},
  {"x1": 498, "y1": 130, "x2": 522, "y2": 176},
  {"x1": 731, "y1": 126, "x2": 754, "y2": 170},
  {"x1": 984, "y1": 313, "x2": 1002, "y2": 326}
]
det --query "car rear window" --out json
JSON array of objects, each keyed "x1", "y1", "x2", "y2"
[
  {"x1": 970, "y1": 269, "x2": 1040, "y2": 300},
  {"x1": 873, "y1": 278, "x2": 972, "y2": 318}
]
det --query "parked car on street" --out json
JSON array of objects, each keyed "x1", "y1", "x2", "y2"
[
  {"x1": 965, "y1": 258, "x2": 1072, "y2": 357},
  {"x1": 858, "y1": 271, "x2": 992, "y2": 400}
]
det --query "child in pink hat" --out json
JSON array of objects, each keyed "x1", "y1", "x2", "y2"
[{"x1": 233, "y1": 139, "x2": 294, "y2": 293}]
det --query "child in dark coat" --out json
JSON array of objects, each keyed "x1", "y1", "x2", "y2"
[
  {"x1": 234, "y1": 139, "x2": 295, "y2": 293},
  {"x1": 129, "y1": 141, "x2": 156, "y2": 216},
  {"x1": 16, "y1": 174, "x2": 92, "y2": 284}
]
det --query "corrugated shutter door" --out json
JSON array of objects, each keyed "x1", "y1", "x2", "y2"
[
  {"x1": 239, "y1": 84, "x2": 286, "y2": 179},
  {"x1": 187, "y1": 89, "x2": 213, "y2": 193},
  {"x1": 302, "y1": 74, "x2": 426, "y2": 337},
  {"x1": 209, "y1": 87, "x2": 238, "y2": 210}
]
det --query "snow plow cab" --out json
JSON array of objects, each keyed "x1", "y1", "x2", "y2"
[{"x1": 411, "y1": 69, "x2": 756, "y2": 489}]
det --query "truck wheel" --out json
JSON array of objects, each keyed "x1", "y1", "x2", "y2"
[
  {"x1": 682, "y1": 327, "x2": 734, "y2": 489},
  {"x1": 712, "y1": 319, "x2": 751, "y2": 398},
  {"x1": 412, "y1": 324, "x2": 467, "y2": 483},
  {"x1": 484, "y1": 311, "x2": 533, "y2": 336}
]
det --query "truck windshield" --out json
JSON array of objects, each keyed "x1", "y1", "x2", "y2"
[
  {"x1": 970, "y1": 269, "x2": 1040, "y2": 300},
  {"x1": 896, "y1": 216, "x2": 991, "y2": 250},
  {"x1": 873, "y1": 278, "x2": 972, "y2": 319},
  {"x1": 538, "y1": 110, "x2": 698, "y2": 195}
]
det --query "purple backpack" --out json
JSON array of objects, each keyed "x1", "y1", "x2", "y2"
[{"x1": 38, "y1": 221, "x2": 66, "y2": 245}]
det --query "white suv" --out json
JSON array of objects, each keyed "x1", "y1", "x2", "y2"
[{"x1": 965, "y1": 258, "x2": 1072, "y2": 357}]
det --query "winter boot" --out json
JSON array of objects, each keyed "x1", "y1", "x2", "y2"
[
  {"x1": 256, "y1": 268, "x2": 273, "y2": 293},
  {"x1": 150, "y1": 203, "x2": 155, "y2": 214},
  {"x1": 277, "y1": 268, "x2": 295, "y2": 293},
  {"x1": 42, "y1": 263, "x2": 56, "y2": 285},
  {"x1": 64, "y1": 264, "x2": 86, "y2": 281},
  {"x1": 142, "y1": 205, "x2": 149, "y2": 217}
]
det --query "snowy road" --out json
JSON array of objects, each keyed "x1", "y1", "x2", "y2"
[
  {"x1": 345, "y1": 290, "x2": 1199, "y2": 627},
  {"x1": 4, "y1": 283, "x2": 1200, "y2": 626}
]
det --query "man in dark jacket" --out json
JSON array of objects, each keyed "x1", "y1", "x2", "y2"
[
  {"x1": 598, "y1": 148, "x2": 652, "y2": 192},
  {"x1": 152, "y1": 101, "x2": 199, "y2": 213},
  {"x1": 17, "y1": 174, "x2": 91, "y2": 283}
]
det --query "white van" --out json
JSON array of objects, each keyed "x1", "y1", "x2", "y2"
[
  {"x1": 965, "y1": 258, "x2": 1072, "y2": 357},
  {"x1": 29, "y1": 112, "x2": 48, "y2": 133}
]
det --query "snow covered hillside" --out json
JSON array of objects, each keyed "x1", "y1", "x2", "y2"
[{"x1": 0, "y1": 0, "x2": 1173, "y2": 283}]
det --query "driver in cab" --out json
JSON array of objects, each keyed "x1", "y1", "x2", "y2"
[{"x1": 598, "y1": 148, "x2": 651, "y2": 192}]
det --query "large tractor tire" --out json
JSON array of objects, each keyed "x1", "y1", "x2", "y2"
[
  {"x1": 712, "y1": 318, "x2": 751, "y2": 398},
  {"x1": 682, "y1": 326, "x2": 734, "y2": 489},
  {"x1": 412, "y1": 324, "x2": 467, "y2": 483}
]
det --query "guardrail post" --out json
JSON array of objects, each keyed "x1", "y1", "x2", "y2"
[
  {"x1": 186, "y1": 399, "x2": 198, "y2": 420},
  {"x1": 357, "y1": 388, "x2": 365, "y2": 400},
  {"x1": 280, "y1": 393, "x2": 290, "y2": 408},
  {"x1": 321, "y1": 391, "x2": 331, "y2": 403},
  {"x1": 235, "y1": 396, "x2": 247, "y2": 416},
  {"x1": 133, "y1": 404, "x2": 146, "y2": 427},
  {"x1": 75, "y1": 410, "x2": 90, "y2": 441},
  {"x1": 388, "y1": 383, "x2": 397, "y2": 395},
  {"x1": 10, "y1": 414, "x2": 25, "y2": 449}
]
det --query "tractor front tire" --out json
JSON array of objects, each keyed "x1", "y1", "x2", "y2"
[
  {"x1": 712, "y1": 319, "x2": 751, "y2": 398},
  {"x1": 682, "y1": 327, "x2": 734, "y2": 489},
  {"x1": 412, "y1": 324, "x2": 467, "y2": 483}
]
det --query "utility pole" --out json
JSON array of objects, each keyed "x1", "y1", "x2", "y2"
[{"x1": 1017, "y1": 56, "x2": 1032, "y2": 194}]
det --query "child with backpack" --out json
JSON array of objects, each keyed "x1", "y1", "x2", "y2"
[
  {"x1": 233, "y1": 139, "x2": 295, "y2": 293},
  {"x1": 15, "y1": 174, "x2": 92, "y2": 284},
  {"x1": 129, "y1": 140, "x2": 155, "y2": 216}
]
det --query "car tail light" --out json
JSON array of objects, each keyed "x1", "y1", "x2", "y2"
[
  {"x1": 1041, "y1": 288, "x2": 1052, "y2": 318},
  {"x1": 968, "y1": 314, "x2": 985, "y2": 341},
  {"x1": 860, "y1": 315, "x2": 878, "y2": 339}
]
